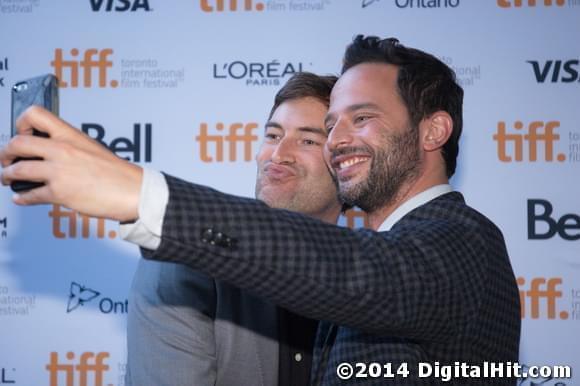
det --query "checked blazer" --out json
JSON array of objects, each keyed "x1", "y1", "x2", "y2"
[{"x1": 142, "y1": 174, "x2": 521, "y2": 385}]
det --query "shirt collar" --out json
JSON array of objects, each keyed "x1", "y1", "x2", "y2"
[{"x1": 377, "y1": 184, "x2": 453, "y2": 232}]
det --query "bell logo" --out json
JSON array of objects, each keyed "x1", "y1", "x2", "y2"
[
  {"x1": 46, "y1": 352, "x2": 110, "y2": 386},
  {"x1": 81, "y1": 123, "x2": 152, "y2": 163},
  {"x1": 498, "y1": 0, "x2": 565, "y2": 7},
  {"x1": 201, "y1": 0, "x2": 265, "y2": 12},
  {"x1": 517, "y1": 277, "x2": 568, "y2": 319},
  {"x1": 493, "y1": 121, "x2": 565, "y2": 162},
  {"x1": 195, "y1": 122, "x2": 259, "y2": 162},
  {"x1": 51, "y1": 49, "x2": 118, "y2": 88},
  {"x1": 527, "y1": 199, "x2": 580, "y2": 241}
]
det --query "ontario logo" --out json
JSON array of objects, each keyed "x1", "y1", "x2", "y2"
[{"x1": 66, "y1": 282, "x2": 128, "y2": 314}]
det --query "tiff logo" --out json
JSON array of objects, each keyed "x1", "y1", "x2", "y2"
[
  {"x1": 46, "y1": 352, "x2": 109, "y2": 386},
  {"x1": 343, "y1": 208, "x2": 370, "y2": 229},
  {"x1": 517, "y1": 277, "x2": 568, "y2": 319},
  {"x1": 51, "y1": 49, "x2": 118, "y2": 88},
  {"x1": 498, "y1": 0, "x2": 564, "y2": 6},
  {"x1": 493, "y1": 121, "x2": 566, "y2": 162},
  {"x1": 196, "y1": 122, "x2": 259, "y2": 162},
  {"x1": 49, "y1": 205, "x2": 117, "y2": 239},
  {"x1": 200, "y1": 0, "x2": 265, "y2": 11},
  {"x1": 89, "y1": 0, "x2": 151, "y2": 11}
]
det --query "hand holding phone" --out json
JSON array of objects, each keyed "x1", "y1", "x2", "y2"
[{"x1": 10, "y1": 74, "x2": 59, "y2": 192}]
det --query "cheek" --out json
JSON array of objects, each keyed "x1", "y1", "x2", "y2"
[
  {"x1": 323, "y1": 145, "x2": 332, "y2": 162},
  {"x1": 256, "y1": 145, "x2": 272, "y2": 162}
]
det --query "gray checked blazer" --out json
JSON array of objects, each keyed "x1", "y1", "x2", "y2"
[{"x1": 142, "y1": 174, "x2": 521, "y2": 385}]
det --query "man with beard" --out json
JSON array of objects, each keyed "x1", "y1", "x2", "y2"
[
  {"x1": 126, "y1": 73, "x2": 341, "y2": 386},
  {"x1": 2, "y1": 36, "x2": 520, "y2": 385}
]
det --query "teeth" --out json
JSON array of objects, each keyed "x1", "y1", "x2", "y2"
[{"x1": 339, "y1": 157, "x2": 367, "y2": 169}]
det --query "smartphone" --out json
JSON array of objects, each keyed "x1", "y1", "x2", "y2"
[{"x1": 10, "y1": 74, "x2": 59, "y2": 192}]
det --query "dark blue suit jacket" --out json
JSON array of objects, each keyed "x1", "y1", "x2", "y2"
[{"x1": 143, "y1": 174, "x2": 521, "y2": 385}]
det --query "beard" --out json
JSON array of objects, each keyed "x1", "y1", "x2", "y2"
[{"x1": 336, "y1": 127, "x2": 421, "y2": 213}]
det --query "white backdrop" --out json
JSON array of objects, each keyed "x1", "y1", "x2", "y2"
[{"x1": 1, "y1": 1, "x2": 579, "y2": 385}]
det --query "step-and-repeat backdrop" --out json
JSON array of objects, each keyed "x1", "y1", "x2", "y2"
[{"x1": 1, "y1": 1, "x2": 578, "y2": 385}]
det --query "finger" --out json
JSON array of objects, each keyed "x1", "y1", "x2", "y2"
[
  {"x1": 0, "y1": 135, "x2": 54, "y2": 165},
  {"x1": 1, "y1": 160, "x2": 52, "y2": 185},
  {"x1": 16, "y1": 105, "x2": 75, "y2": 139},
  {"x1": 12, "y1": 184, "x2": 53, "y2": 206},
  {"x1": 17, "y1": 105, "x2": 115, "y2": 157}
]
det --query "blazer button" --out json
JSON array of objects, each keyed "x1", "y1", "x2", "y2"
[
  {"x1": 201, "y1": 228, "x2": 214, "y2": 243},
  {"x1": 294, "y1": 353, "x2": 303, "y2": 362}
]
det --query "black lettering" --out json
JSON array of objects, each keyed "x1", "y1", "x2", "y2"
[
  {"x1": 557, "y1": 214, "x2": 580, "y2": 241},
  {"x1": 527, "y1": 199, "x2": 557, "y2": 239},
  {"x1": 99, "y1": 298, "x2": 113, "y2": 313},
  {"x1": 89, "y1": 0, "x2": 105, "y2": 11},
  {"x1": 0, "y1": 78, "x2": 5, "y2": 87},
  {"x1": 110, "y1": 136, "x2": 136, "y2": 161},
  {"x1": 527, "y1": 60, "x2": 552, "y2": 83},
  {"x1": 1, "y1": 368, "x2": 16, "y2": 384},
  {"x1": 561, "y1": 60, "x2": 579, "y2": 83},
  {"x1": 0, "y1": 218, "x2": 6, "y2": 228},
  {"x1": 116, "y1": 0, "x2": 131, "y2": 11},
  {"x1": 228, "y1": 61, "x2": 248, "y2": 79},
  {"x1": 81, "y1": 123, "x2": 107, "y2": 147},
  {"x1": 132, "y1": 0, "x2": 150, "y2": 11},
  {"x1": 249, "y1": 63, "x2": 264, "y2": 78},
  {"x1": 213, "y1": 64, "x2": 227, "y2": 79},
  {"x1": 551, "y1": 60, "x2": 562, "y2": 83},
  {"x1": 145, "y1": 123, "x2": 152, "y2": 162}
]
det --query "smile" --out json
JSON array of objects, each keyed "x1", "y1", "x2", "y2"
[{"x1": 339, "y1": 156, "x2": 369, "y2": 170}]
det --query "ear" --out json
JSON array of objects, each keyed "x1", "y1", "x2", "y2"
[{"x1": 420, "y1": 111, "x2": 453, "y2": 152}]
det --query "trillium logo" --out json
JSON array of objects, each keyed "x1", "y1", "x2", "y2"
[{"x1": 67, "y1": 282, "x2": 100, "y2": 313}]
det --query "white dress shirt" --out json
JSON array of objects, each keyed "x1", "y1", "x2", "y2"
[{"x1": 120, "y1": 168, "x2": 452, "y2": 248}]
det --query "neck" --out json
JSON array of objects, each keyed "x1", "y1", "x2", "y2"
[
  {"x1": 312, "y1": 206, "x2": 342, "y2": 225},
  {"x1": 367, "y1": 163, "x2": 448, "y2": 230}
]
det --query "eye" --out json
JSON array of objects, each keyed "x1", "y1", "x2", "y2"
[
  {"x1": 354, "y1": 115, "x2": 371, "y2": 124},
  {"x1": 265, "y1": 133, "x2": 281, "y2": 141},
  {"x1": 302, "y1": 139, "x2": 319, "y2": 146}
]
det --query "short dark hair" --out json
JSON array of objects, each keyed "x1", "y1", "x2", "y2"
[
  {"x1": 342, "y1": 35, "x2": 463, "y2": 178},
  {"x1": 268, "y1": 72, "x2": 338, "y2": 120}
]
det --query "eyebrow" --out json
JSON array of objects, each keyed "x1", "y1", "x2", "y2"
[
  {"x1": 325, "y1": 102, "x2": 382, "y2": 126},
  {"x1": 265, "y1": 121, "x2": 328, "y2": 137}
]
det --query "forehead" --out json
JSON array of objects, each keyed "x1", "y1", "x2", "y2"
[
  {"x1": 330, "y1": 63, "x2": 401, "y2": 112},
  {"x1": 269, "y1": 97, "x2": 328, "y2": 129}
]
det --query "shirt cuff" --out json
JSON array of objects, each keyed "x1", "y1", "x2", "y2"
[{"x1": 119, "y1": 168, "x2": 169, "y2": 250}]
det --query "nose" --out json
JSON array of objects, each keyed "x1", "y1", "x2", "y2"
[
  {"x1": 271, "y1": 137, "x2": 296, "y2": 164},
  {"x1": 326, "y1": 117, "x2": 354, "y2": 152}
]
